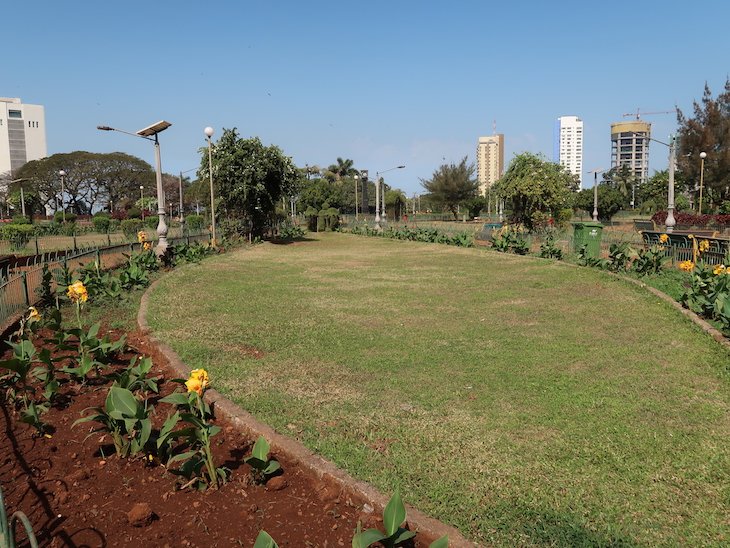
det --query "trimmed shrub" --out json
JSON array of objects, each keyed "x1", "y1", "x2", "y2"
[
  {"x1": 93, "y1": 213, "x2": 111, "y2": 233},
  {"x1": 0, "y1": 224, "x2": 35, "y2": 250},
  {"x1": 120, "y1": 219, "x2": 144, "y2": 238},
  {"x1": 185, "y1": 214, "x2": 205, "y2": 231},
  {"x1": 11, "y1": 215, "x2": 31, "y2": 225},
  {"x1": 305, "y1": 207, "x2": 318, "y2": 231},
  {"x1": 127, "y1": 207, "x2": 142, "y2": 219},
  {"x1": 53, "y1": 211, "x2": 77, "y2": 224}
]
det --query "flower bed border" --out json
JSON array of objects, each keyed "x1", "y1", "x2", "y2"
[{"x1": 138, "y1": 276, "x2": 475, "y2": 548}]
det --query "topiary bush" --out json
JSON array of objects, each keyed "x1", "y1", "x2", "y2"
[
  {"x1": 0, "y1": 224, "x2": 35, "y2": 250},
  {"x1": 127, "y1": 207, "x2": 142, "y2": 219},
  {"x1": 185, "y1": 214, "x2": 205, "y2": 231},
  {"x1": 120, "y1": 219, "x2": 144, "y2": 239},
  {"x1": 93, "y1": 213, "x2": 111, "y2": 233}
]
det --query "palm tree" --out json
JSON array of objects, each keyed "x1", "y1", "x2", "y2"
[{"x1": 325, "y1": 157, "x2": 357, "y2": 181}]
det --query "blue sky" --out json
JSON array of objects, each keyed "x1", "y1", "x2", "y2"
[{"x1": 5, "y1": 1, "x2": 729, "y2": 193}]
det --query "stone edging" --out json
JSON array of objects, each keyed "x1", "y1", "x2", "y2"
[{"x1": 138, "y1": 277, "x2": 476, "y2": 548}]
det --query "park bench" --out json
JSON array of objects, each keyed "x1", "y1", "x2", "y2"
[
  {"x1": 641, "y1": 230, "x2": 729, "y2": 265},
  {"x1": 633, "y1": 219, "x2": 655, "y2": 232}
]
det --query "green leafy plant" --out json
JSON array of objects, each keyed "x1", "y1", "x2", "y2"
[
  {"x1": 74, "y1": 385, "x2": 153, "y2": 458},
  {"x1": 244, "y1": 436, "x2": 281, "y2": 484},
  {"x1": 539, "y1": 234, "x2": 563, "y2": 260},
  {"x1": 680, "y1": 262, "x2": 730, "y2": 332},
  {"x1": 577, "y1": 245, "x2": 608, "y2": 269},
  {"x1": 352, "y1": 490, "x2": 449, "y2": 548},
  {"x1": 110, "y1": 356, "x2": 159, "y2": 395},
  {"x1": 34, "y1": 264, "x2": 54, "y2": 307},
  {"x1": 607, "y1": 242, "x2": 634, "y2": 272},
  {"x1": 633, "y1": 245, "x2": 665, "y2": 276},
  {"x1": 253, "y1": 530, "x2": 279, "y2": 548},
  {"x1": 278, "y1": 224, "x2": 306, "y2": 240},
  {"x1": 157, "y1": 369, "x2": 228, "y2": 489},
  {"x1": 79, "y1": 260, "x2": 122, "y2": 301}
]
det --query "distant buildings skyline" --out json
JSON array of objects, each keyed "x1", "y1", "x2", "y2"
[
  {"x1": 476, "y1": 133, "x2": 504, "y2": 197},
  {"x1": 554, "y1": 116, "x2": 584, "y2": 188},
  {"x1": 610, "y1": 120, "x2": 651, "y2": 189},
  {"x1": 0, "y1": 97, "x2": 47, "y2": 177}
]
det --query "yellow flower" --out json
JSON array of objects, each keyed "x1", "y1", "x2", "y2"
[
  {"x1": 137, "y1": 231, "x2": 147, "y2": 243},
  {"x1": 28, "y1": 306, "x2": 40, "y2": 321},
  {"x1": 679, "y1": 260, "x2": 695, "y2": 272},
  {"x1": 67, "y1": 281, "x2": 88, "y2": 303},
  {"x1": 659, "y1": 234, "x2": 669, "y2": 244},
  {"x1": 698, "y1": 240, "x2": 710, "y2": 253},
  {"x1": 143, "y1": 241, "x2": 152, "y2": 251},
  {"x1": 185, "y1": 376, "x2": 203, "y2": 395},
  {"x1": 687, "y1": 234, "x2": 695, "y2": 239},
  {"x1": 186, "y1": 368, "x2": 209, "y2": 395},
  {"x1": 714, "y1": 264, "x2": 726, "y2": 275}
]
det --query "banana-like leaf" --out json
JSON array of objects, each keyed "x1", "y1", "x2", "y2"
[{"x1": 383, "y1": 490, "x2": 406, "y2": 537}]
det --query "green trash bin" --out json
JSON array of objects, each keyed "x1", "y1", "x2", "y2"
[{"x1": 573, "y1": 222, "x2": 603, "y2": 258}]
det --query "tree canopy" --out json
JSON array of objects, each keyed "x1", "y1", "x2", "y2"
[
  {"x1": 677, "y1": 79, "x2": 730, "y2": 207},
  {"x1": 574, "y1": 186, "x2": 624, "y2": 222},
  {"x1": 419, "y1": 157, "x2": 478, "y2": 219},
  {"x1": 493, "y1": 152, "x2": 577, "y2": 229},
  {"x1": 12, "y1": 151, "x2": 154, "y2": 215},
  {"x1": 199, "y1": 128, "x2": 298, "y2": 235}
]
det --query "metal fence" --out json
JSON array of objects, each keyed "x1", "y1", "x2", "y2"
[{"x1": 0, "y1": 231, "x2": 210, "y2": 329}]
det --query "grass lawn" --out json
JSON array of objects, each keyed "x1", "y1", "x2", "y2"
[{"x1": 146, "y1": 233, "x2": 729, "y2": 546}]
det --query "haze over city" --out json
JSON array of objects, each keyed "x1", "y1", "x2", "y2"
[{"x1": 4, "y1": 0, "x2": 729, "y2": 193}]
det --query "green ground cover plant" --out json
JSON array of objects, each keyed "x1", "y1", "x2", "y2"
[{"x1": 146, "y1": 233, "x2": 730, "y2": 546}]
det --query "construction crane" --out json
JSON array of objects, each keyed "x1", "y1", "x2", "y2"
[{"x1": 622, "y1": 108, "x2": 676, "y2": 120}]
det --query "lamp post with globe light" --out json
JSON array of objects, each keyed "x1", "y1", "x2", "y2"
[
  {"x1": 204, "y1": 127, "x2": 217, "y2": 246},
  {"x1": 58, "y1": 170, "x2": 66, "y2": 222},
  {"x1": 698, "y1": 151, "x2": 707, "y2": 214}
]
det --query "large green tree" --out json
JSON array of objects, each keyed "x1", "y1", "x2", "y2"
[
  {"x1": 14, "y1": 151, "x2": 154, "y2": 215},
  {"x1": 574, "y1": 186, "x2": 624, "y2": 222},
  {"x1": 493, "y1": 152, "x2": 577, "y2": 229},
  {"x1": 677, "y1": 79, "x2": 730, "y2": 207},
  {"x1": 420, "y1": 157, "x2": 478, "y2": 219},
  {"x1": 199, "y1": 128, "x2": 298, "y2": 235}
]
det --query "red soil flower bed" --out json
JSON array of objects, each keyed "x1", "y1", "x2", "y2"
[{"x1": 1, "y1": 327, "x2": 437, "y2": 547}]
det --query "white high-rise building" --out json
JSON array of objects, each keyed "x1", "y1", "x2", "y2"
[
  {"x1": 0, "y1": 97, "x2": 47, "y2": 177},
  {"x1": 554, "y1": 116, "x2": 583, "y2": 188},
  {"x1": 476, "y1": 133, "x2": 504, "y2": 197}
]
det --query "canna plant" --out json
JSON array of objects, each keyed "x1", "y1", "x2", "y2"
[
  {"x1": 244, "y1": 436, "x2": 281, "y2": 484},
  {"x1": 633, "y1": 244, "x2": 665, "y2": 276},
  {"x1": 352, "y1": 490, "x2": 448, "y2": 548},
  {"x1": 74, "y1": 385, "x2": 153, "y2": 458},
  {"x1": 0, "y1": 337, "x2": 50, "y2": 434},
  {"x1": 157, "y1": 369, "x2": 229, "y2": 489},
  {"x1": 253, "y1": 530, "x2": 279, "y2": 548},
  {"x1": 109, "y1": 356, "x2": 159, "y2": 395}
]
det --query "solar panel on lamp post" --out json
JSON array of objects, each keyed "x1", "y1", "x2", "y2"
[{"x1": 98, "y1": 121, "x2": 172, "y2": 255}]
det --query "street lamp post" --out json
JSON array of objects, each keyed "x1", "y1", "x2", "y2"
[
  {"x1": 698, "y1": 151, "x2": 707, "y2": 214},
  {"x1": 374, "y1": 165, "x2": 405, "y2": 229},
  {"x1": 140, "y1": 185, "x2": 145, "y2": 221},
  {"x1": 8, "y1": 178, "x2": 28, "y2": 217},
  {"x1": 587, "y1": 168, "x2": 605, "y2": 221},
  {"x1": 58, "y1": 170, "x2": 66, "y2": 222},
  {"x1": 204, "y1": 127, "x2": 217, "y2": 246},
  {"x1": 625, "y1": 132, "x2": 678, "y2": 233},
  {"x1": 98, "y1": 120, "x2": 172, "y2": 255}
]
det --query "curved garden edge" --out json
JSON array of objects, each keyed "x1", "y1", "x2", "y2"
[
  {"x1": 475, "y1": 241, "x2": 730, "y2": 351},
  {"x1": 137, "y1": 276, "x2": 476, "y2": 548}
]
